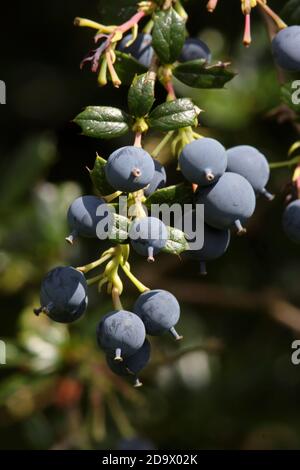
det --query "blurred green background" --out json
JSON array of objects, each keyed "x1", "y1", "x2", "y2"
[{"x1": 1, "y1": 0, "x2": 300, "y2": 450}]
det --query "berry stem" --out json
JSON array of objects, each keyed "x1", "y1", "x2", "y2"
[
  {"x1": 256, "y1": 0, "x2": 287, "y2": 30},
  {"x1": 77, "y1": 252, "x2": 113, "y2": 273},
  {"x1": 165, "y1": 80, "x2": 176, "y2": 101},
  {"x1": 151, "y1": 131, "x2": 175, "y2": 159},
  {"x1": 134, "y1": 132, "x2": 142, "y2": 148},
  {"x1": 111, "y1": 286, "x2": 123, "y2": 310},
  {"x1": 120, "y1": 263, "x2": 150, "y2": 293},
  {"x1": 269, "y1": 156, "x2": 300, "y2": 169},
  {"x1": 87, "y1": 274, "x2": 104, "y2": 286}
]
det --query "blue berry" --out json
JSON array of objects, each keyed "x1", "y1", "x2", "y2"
[
  {"x1": 179, "y1": 138, "x2": 227, "y2": 186},
  {"x1": 66, "y1": 195, "x2": 112, "y2": 244},
  {"x1": 129, "y1": 217, "x2": 168, "y2": 262},
  {"x1": 271, "y1": 26, "x2": 300, "y2": 72},
  {"x1": 184, "y1": 210, "x2": 230, "y2": 275},
  {"x1": 134, "y1": 289, "x2": 182, "y2": 340},
  {"x1": 118, "y1": 33, "x2": 154, "y2": 68},
  {"x1": 282, "y1": 200, "x2": 300, "y2": 243},
  {"x1": 144, "y1": 160, "x2": 167, "y2": 197},
  {"x1": 106, "y1": 339, "x2": 151, "y2": 387},
  {"x1": 97, "y1": 310, "x2": 146, "y2": 361},
  {"x1": 179, "y1": 38, "x2": 211, "y2": 63},
  {"x1": 34, "y1": 266, "x2": 88, "y2": 323},
  {"x1": 105, "y1": 146, "x2": 155, "y2": 193},
  {"x1": 226, "y1": 145, "x2": 274, "y2": 200},
  {"x1": 196, "y1": 172, "x2": 256, "y2": 233}
]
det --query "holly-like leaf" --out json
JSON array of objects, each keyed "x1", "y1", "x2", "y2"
[
  {"x1": 162, "y1": 226, "x2": 189, "y2": 255},
  {"x1": 145, "y1": 183, "x2": 194, "y2": 206},
  {"x1": 88, "y1": 155, "x2": 115, "y2": 196},
  {"x1": 74, "y1": 106, "x2": 132, "y2": 139},
  {"x1": 114, "y1": 51, "x2": 147, "y2": 85},
  {"x1": 173, "y1": 60, "x2": 236, "y2": 89},
  {"x1": 152, "y1": 7, "x2": 185, "y2": 64},
  {"x1": 281, "y1": 81, "x2": 300, "y2": 114},
  {"x1": 128, "y1": 73, "x2": 156, "y2": 117},
  {"x1": 147, "y1": 98, "x2": 199, "y2": 132},
  {"x1": 281, "y1": 0, "x2": 300, "y2": 24}
]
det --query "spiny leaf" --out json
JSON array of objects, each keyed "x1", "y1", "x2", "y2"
[
  {"x1": 74, "y1": 106, "x2": 132, "y2": 139},
  {"x1": 173, "y1": 60, "x2": 236, "y2": 89},
  {"x1": 147, "y1": 98, "x2": 199, "y2": 132},
  {"x1": 152, "y1": 7, "x2": 186, "y2": 64}
]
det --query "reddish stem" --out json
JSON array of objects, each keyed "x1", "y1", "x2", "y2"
[
  {"x1": 165, "y1": 80, "x2": 176, "y2": 100},
  {"x1": 118, "y1": 11, "x2": 146, "y2": 33},
  {"x1": 134, "y1": 132, "x2": 142, "y2": 147},
  {"x1": 243, "y1": 13, "x2": 251, "y2": 47},
  {"x1": 207, "y1": 0, "x2": 218, "y2": 13}
]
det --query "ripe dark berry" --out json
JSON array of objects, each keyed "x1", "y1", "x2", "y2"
[
  {"x1": 66, "y1": 195, "x2": 112, "y2": 244},
  {"x1": 134, "y1": 289, "x2": 182, "y2": 340},
  {"x1": 179, "y1": 138, "x2": 227, "y2": 186},
  {"x1": 271, "y1": 26, "x2": 300, "y2": 72},
  {"x1": 184, "y1": 210, "x2": 230, "y2": 275},
  {"x1": 105, "y1": 146, "x2": 155, "y2": 193},
  {"x1": 179, "y1": 38, "x2": 211, "y2": 63},
  {"x1": 34, "y1": 266, "x2": 88, "y2": 323},
  {"x1": 226, "y1": 145, "x2": 274, "y2": 200},
  {"x1": 97, "y1": 310, "x2": 146, "y2": 361},
  {"x1": 144, "y1": 160, "x2": 167, "y2": 197},
  {"x1": 282, "y1": 200, "x2": 300, "y2": 243},
  {"x1": 196, "y1": 172, "x2": 256, "y2": 233},
  {"x1": 106, "y1": 339, "x2": 151, "y2": 387},
  {"x1": 118, "y1": 33, "x2": 154, "y2": 68},
  {"x1": 129, "y1": 217, "x2": 168, "y2": 262}
]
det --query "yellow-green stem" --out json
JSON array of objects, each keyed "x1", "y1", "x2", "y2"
[
  {"x1": 120, "y1": 263, "x2": 150, "y2": 293},
  {"x1": 151, "y1": 131, "x2": 175, "y2": 158}
]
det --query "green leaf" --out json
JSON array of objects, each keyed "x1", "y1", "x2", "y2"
[
  {"x1": 281, "y1": 0, "x2": 300, "y2": 24},
  {"x1": 74, "y1": 106, "x2": 132, "y2": 139},
  {"x1": 114, "y1": 51, "x2": 147, "y2": 85},
  {"x1": 147, "y1": 98, "x2": 199, "y2": 132},
  {"x1": 173, "y1": 60, "x2": 236, "y2": 89},
  {"x1": 89, "y1": 155, "x2": 115, "y2": 196},
  {"x1": 145, "y1": 183, "x2": 194, "y2": 206},
  {"x1": 281, "y1": 81, "x2": 300, "y2": 114},
  {"x1": 162, "y1": 226, "x2": 189, "y2": 255},
  {"x1": 128, "y1": 73, "x2": 156, "y2": 117},
  {"x1": 152, "y1": 8, "x2": 185, "y2": 64}
]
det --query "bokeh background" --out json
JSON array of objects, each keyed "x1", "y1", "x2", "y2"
[{"x1": 1, "y1": 0, "x2": 300, "y2": 450}]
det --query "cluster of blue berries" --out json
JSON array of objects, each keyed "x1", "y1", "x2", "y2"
[
  {"x1": 98, "y1": 289, "x2": 181, "y2": 387},
  {"x1": 34, "y1": 264, "x2": 181, "y2": 387},
  {"x1": 34, "y1": 141, "x2": 181, "y2": 386},
  {"x1": 180, "y1": 138, "x2": 273, "y2": 274}
]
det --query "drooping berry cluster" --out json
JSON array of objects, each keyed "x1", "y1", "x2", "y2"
[{"x1": 34, "y1": 0, "x2": 300, "y2": 388}]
